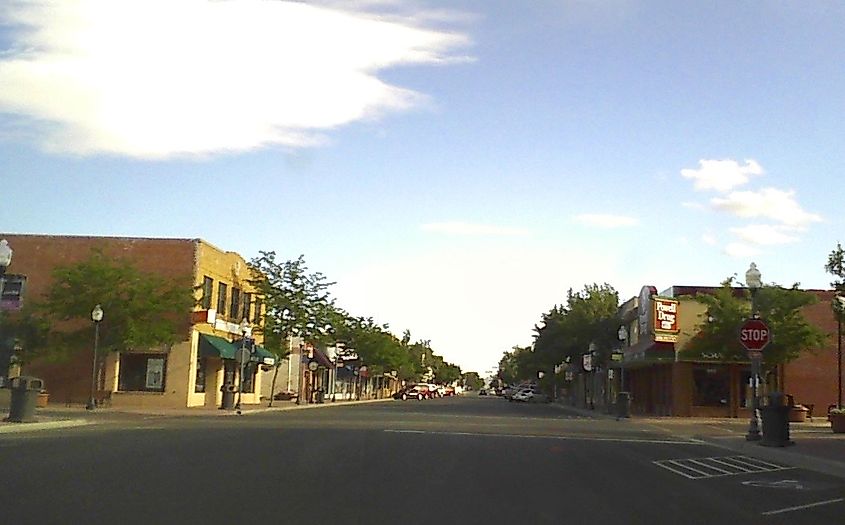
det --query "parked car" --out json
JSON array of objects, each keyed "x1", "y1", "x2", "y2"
[
  {"x1": 512, "y1": 388, "x2": 550, "y2": 403},
  {"x1": 478, "y1": 388, "x2": 488, "y2": 396},
  {"x1": 396, "y1": 385, "x2": 428, "y2": 400}
]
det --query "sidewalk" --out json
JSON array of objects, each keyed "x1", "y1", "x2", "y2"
[
  {"x1": 0, "y1": 397, "x2": 394, "y2": 434},
  {"x1": 552, "y1": 401, "x2": 845, "y2": 480}
]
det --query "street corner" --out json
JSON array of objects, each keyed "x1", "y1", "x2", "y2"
[{"x1": 0, "y1": 417, "x2": 92, "y2": 434}]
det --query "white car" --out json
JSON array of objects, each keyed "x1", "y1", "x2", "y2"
[{"x1": 513, "y1": 388, "x2": 550, "y2": 403}]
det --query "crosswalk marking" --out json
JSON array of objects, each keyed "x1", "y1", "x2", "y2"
[{"x1": 654, "y1": 455, "x2": 794, "y2": 480}]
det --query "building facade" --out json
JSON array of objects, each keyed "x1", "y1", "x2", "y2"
[
  {"x1": 1, "y1": 234, "x2": 274, "y2": 409},
  {"x1": 609, "y1": 284, "x2": 840, "y2": 417}
]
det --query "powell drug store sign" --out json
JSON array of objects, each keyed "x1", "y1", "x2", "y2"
[{"x1": 653, "y1": 297, "x2": 680, "y2": 343}]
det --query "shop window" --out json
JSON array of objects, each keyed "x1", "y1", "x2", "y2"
[
  {"x1": 230, "y1": 288, "x2": 241, "y2": 319},
  {"x1": 194, "y1": 357, "x2": 205, "y2": 393},
  {"x1": 217, "y1": 283, "x2": 228, "y2": 316},
  {"x1": 118, "y1": 354, "x2": 167, "y2": 392},
  {"x1": 692, "y1": 367, "x2": 729, "y2": 407},
  {"x1": 200, "y1": 276, "x2": 213, "y2": 309}
]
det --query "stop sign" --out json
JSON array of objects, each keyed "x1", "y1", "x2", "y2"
[{"x1": 740, "y1": 319, "x2": 771, "y2": 352}]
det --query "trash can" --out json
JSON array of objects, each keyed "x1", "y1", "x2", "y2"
[
  {"x1": 5, "y1": 376, "x2": 44, "y2": 423},
  {"x1": 760, "y1": 393, "x2": 795, "y2": 447},
  {"x1": 316, "y1": 388, "x2": 325, "y2": 404},
  {"x1": 220, "y1": 383, "x2": 237, "y2": 410},
  {"x1": 616, "y1": 392, "x2": 631, "y2": 419}
]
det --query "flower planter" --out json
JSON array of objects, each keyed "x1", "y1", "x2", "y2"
[{"x1": 830, "y1": 413, "x2": 845, "y2": 433}]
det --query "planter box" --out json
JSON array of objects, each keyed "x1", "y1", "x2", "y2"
[
  {"x1": 789, "y1": 407, "x2": 808, "y2": 423},
  {"x1": 830, "y1": 414, "x2": 845, "y2": 433}
]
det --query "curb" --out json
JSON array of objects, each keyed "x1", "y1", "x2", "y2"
[
  {"x1": 236, "y1": 397, "x2": 394, "y2": 415},
  {"x1": 0, "y1": 418, "x2": 92, "y2": 434}
]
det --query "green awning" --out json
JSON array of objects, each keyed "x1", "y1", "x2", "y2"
[
  {"x1": 199, "y1": 334, "x2": 237, "y2": 360},
  {"x1": 253, "y1": 345, "x2": 276, "y2": 366},
  {"x1": 199, "y1": 334, "x2": 277, "y2": 365}
]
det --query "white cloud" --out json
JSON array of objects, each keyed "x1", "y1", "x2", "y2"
[
  {"x1": 574, "y1": 214, "x2": 639, "y2": 228},
  {"x1": 729, "y1": 224, "x2": 800, "y2": 246},
  {"x1": 0, "y1": 0, "x2": 471, "y2": 158},
  {"x1": 710, "y1": 187, "x2": 822, "y2": 227},
  {"x1": 723, "y1": 242, "x2": 760, "y2": 258},
  {"x1": 701, "y1": 232, "x2": 718, "y2": 246},
  {"x1": 681, "y1": 159, "x2": 763, "y2": 193},
  {"x1": 421, "y1": 222, "x2": 530, "y2": 237}
]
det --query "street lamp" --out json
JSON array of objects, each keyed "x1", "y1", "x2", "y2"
[
  {"x1": 87, "y1": 304, "x2": 104, "y2": 410},
  {"x1": 0, "y1": 240, "x2": 12, "y2": 382},
  {"x1": 235, "y1": 318, "x2": 250, "y2": 412},
  {"x1": 617, "y1": 325, "x2": 628, "y2": 394},
  {"x1": 745, "y1": 262, "x2": 763, "y2": 441},
  {"x1": 833, "y1": 293, "x2": 845, "y2": 408}
]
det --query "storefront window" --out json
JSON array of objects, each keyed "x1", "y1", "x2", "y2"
[
  {"x1": 118, "y1": 354, "x2": 167, "y2": 392},
  {"x1": 692, "y1": 366, "x2": 729, "y2": 407},
  {"x1": 242, "y1": 363, "x2": 256, "y2": 393}
]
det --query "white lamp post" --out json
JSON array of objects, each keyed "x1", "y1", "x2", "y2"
[
  {"x1": 0, "y1": 240, "x2": 12, "y2": 381},
  {"x1": 87, "y1": 304, "x2": 104, "y2": 410},
  {"x1": 745, "y1": 262, "x2": 763, "y2": 441}
]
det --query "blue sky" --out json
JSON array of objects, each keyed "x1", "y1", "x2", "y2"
[{"x1": 1, "y1": 1, "x2": 843, "y2": 375}]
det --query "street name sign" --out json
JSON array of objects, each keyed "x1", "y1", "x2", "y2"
[{"x1": 740, "y1": 319, "x2": 771, "y2": 354}]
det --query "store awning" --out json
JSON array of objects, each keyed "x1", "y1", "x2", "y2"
[
  {"x1": 253, "y1": 345, "x2": 276, "y2": 366},
  {"x1": 312, "y1": 347, "x2": 333, "y2": 368},
  {"x1": 199, "y1": 333, "x2": 237, "y2": 360}
]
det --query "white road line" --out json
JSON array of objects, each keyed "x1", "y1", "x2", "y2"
[
  {"x1": 708, "y1": 457, "x2": 755, "y2": 472},
  {"x1": 653, "y1": 461, "x2": 703, "y2": 480},
  {"x1": 761, "y1": 498, "x2": 845, "y2": 516},
  {"x1": 383, "y1": 429, "x2": 705, "y2": 445},
  {"x1": 686, "y1": 458, "x2": 733, "y2": 475},
  {"x1": 663, "y1": 460, "x2": 714, "y2": 478}
]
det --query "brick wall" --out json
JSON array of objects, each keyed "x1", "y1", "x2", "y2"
[
  {"x1": 783, "y1": 290, "x2": 841, "y2": 415},
  {"x1": 0, "y1": 234, "x2": 196, "y2": 403}
]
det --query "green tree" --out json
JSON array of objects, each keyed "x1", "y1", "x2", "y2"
[
  {"x1": 461, "y1": 371, "x2": 483, "y2": 390},
  {"x1": 18, "y1": 250, "x2": 194, "y2": 366},
  {"x1": 248, "y1": 252, "x2": 335, "y2": 406},
  {"x1": 682, "y1": 278, "x2": 826, "y2": 383}
]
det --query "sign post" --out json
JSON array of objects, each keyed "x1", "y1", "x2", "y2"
[{"x1": 740, "y1": 318, "x2": 771, "y2": 441}]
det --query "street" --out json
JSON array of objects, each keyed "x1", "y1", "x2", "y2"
[{"x1": 2, "y1": 395, "x2": 845, "y2": 524}]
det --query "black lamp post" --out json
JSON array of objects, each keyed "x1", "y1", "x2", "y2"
[
  {"x1": 617, "y1": 325, "x2": 628, "y2": 393},
  {"x1": 87, "y1": 304, "x2": 104, "y2": 410},
  {"x1": 745, "y1": 262, "x2": 762, "y2": 442},
  {"x1": 235, "y1": 318, "x2": 250, "y2": 413}
]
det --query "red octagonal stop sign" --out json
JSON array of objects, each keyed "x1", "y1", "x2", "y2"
[{"x1": 740, "y1": 318, "x2": 771, "y2": 352}]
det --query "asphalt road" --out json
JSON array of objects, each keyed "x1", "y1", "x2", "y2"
[{"x1": 2, "y1": 395, "x2": 845, "y2": 524}]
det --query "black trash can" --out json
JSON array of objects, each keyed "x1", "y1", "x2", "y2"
[
  {"x1": 5, "y1": 376, "x2": 44, "y2": 423},
  {"x1": 316, "y1": 388, "x2": 325, "y2": 404},
  {"x1": 760, "y1": 393, "x2": 795, "y2": 447},
  {"x1": 220, "y1": 384, "x2": 237, "y2": 410},
  {"x1": 616, "y1": 391, "x2": 631, "y2": 419}
]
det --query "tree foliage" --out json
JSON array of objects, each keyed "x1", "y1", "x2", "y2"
[
  {"x1": 11, "y1": 250, "x2": 194, "y2": 364},
  {"x1": 682, "y1": 277, "x2": 826, "y2": 367}
]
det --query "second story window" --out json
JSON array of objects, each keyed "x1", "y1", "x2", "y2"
[
  {"x1": 242, "y1": 292, "x2": 252, "y2": 322},
  {"x1": 217, "y1": 283, "x2": 228, "y2": 315},
  {"x1": 253, "y1": 298, "x2": 263, "y2": 325},
  {"x1": 201, "y1": 276, "x2": 213, "y2": 309},
  {"x1": 230, "y1": 288, "x2": 241, "y2": 320}
]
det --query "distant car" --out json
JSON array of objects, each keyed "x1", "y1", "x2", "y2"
[{"x1": 478, "y1": 388, "x2": 488, "y2": 396}]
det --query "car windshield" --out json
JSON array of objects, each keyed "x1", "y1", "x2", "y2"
[{"x1": 2, "y1": 2, "x2": 843, "y2": 523}]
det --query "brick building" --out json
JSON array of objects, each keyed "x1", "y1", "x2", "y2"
[
  {"x1": 605, "y1": 284, "x2": 841, "y2": 417},
  {"x1": 0, "y1": 234, "x2": 276, "y2": 409}
]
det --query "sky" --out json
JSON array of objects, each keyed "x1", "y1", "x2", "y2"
[{"x1": 1, "y1": 0, "x2": 843, "y2": 375}]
